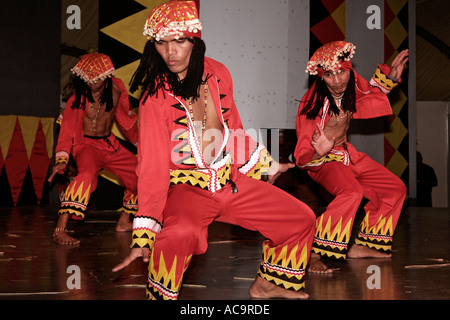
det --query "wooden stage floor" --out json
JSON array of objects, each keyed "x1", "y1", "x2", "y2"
[{"x1": 0, "y1": 204, "x2": 449, "y2": 303}]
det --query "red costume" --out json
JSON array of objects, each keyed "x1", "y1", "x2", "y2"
[
  {"x1": 294, "y1": 41, "x2": 406, "y2": 259},
  {"x1": 55, "y1": 54, "x2": 138, "y2": 219},
  {"x1": 132, "y1": 1, "x2": 316, "y2": 300}
]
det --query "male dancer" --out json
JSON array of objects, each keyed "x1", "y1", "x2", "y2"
[
  {"x1": 49, "y1": 53, "x2": 138, "y2": 245},
  {"x1": 294, "y1": 41, "x2": 409, "y2": 273},
  {"x1": 113, "y1": 1, "x2": 316, "y2": 300}
]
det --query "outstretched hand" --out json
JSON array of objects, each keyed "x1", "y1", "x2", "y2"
[
  {"x1": 389, "y1": 49, "x2": 409, "y2": 80},
  {"x1": 112, "y1": 247, "x2": 150, "y2": 272},
  {"x1": 267, "y1": 162, "x2": 295, "y2": 184}
]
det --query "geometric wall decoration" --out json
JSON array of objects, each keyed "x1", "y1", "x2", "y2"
[
  {"x1": 97, "y1": 0, "x2": 170, "y2": 192},
  {"x1": 93, "y1": 1, "x2": 200, "y2": 208},
  {"x1": 310, "y1": 0, "x2": 346, "y2": 52},
  {"x1": 99, "y1": 0, "x2": 200, "y2": 102},
  {"x1": 383, "y1": 0, "x2": 410, "y2": 188},
  {"x1": 0, "y1": 116, "x2": 54, "y2": 206},
  {"x1": 309, "y1": 0, "x2": 346, "y2": 85},
  {"x1": 309, "y1": 0, "x2": 410, "y2": 190},
  {"x1": 99, "y1": 0, "x2": 171, "y2": 102},
  {"x1": 97, "y1": 0, "x2": 198, "y2": 190}
]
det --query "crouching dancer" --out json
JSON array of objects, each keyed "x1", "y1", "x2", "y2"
[
  {"x1": 294, "y1": 41, "x2": 408, "y2": 273},
  {"x1": 113, "y1": 1, "x2": 316, "y2": 300},
  {"x1": 49, "y1": 53, "x2": 139, "y2": 245}
]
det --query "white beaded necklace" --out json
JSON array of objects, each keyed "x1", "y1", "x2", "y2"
[
  {"x1": 188, "y1": 83, "x2": 208, "y2": 147},
  {"x1": 331, "y1": 93, "x2": 348, "y2": 122}
]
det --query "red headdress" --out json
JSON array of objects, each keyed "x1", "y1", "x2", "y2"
[
  {"x1": 71, "y1": 53, "x2": 115, "y2": 84},
  {"x1": 143, "y1": 0, "x2": 202, "y2": 41},
  {"x1": 306, "y1": 41, "x2": 356, "y2": 77}
]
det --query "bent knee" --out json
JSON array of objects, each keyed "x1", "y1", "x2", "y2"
[
  {"x1": 161, "y1": 223, "x2": 208, "y2": 254},
  {"x1": 393, "y1": 178, "x2": 407, "y2": 199},
  {"x1": 338, "y1": 185, "x2": 364, "y2": 202}
]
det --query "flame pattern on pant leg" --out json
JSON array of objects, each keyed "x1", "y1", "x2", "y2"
[
  {"x1": 58, "y1": 180, "x2": 91, "y2": 219},
  {"x1": 355, "y1": 212, "x2": 394, "y2": 252},
  {"x1": 146, "y1": 251, "x2": 193, "y2": 300},
  {"x1": 122, "y1": 189, "x2": 138, "y2": 215},
  {"x1": 258, "y1": 241, "x2": 309, "y2": 291},
  {"x1": 312, "y1": 215, "x2": 353, "y2": 260}
]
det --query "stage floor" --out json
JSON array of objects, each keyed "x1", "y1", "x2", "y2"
[{"x1": 0, "y1": 204, "x2": 449, "y2": 301}]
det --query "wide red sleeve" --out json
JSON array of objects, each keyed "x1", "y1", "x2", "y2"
[
  {"x1": 54, "y1": 95, "x2": 81, "y2": 164},
  {"x1": 294, "y1": 107, "x2": 323, "y2": 171},
  {"x1": 112, "y1": 77, "x2": 138, "y2": 145},
  {"x1": 132, "y1": 95, "x2": 171, "y2": 238},
  {"x1": 353, "y1": 66, "x2": 396, "y2": 119}
]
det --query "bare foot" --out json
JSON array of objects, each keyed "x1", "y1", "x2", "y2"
[
  {"x1": 53, "y1": 213, "x2": 80, "y2": 245},
  {"x1": 115, "y1": 212, "x2": 133, "y2": 232},
  {"x1": 249, "y1": 275, "x2": 309, "y2": 299},
  {"x1": 53, "y1": 229, "x2": 80, "y2": 245},
  {"x1": 347, "y1": 244, "x2": 391, "y2": 259},
  {"x1": 307, "y1": 252, "x2": 333, "y2": 274}
]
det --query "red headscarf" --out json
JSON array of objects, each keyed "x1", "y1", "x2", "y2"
[
  {"x1": 302, "y1": 41, "x2": 393, "y2": 119},
  {"x1": 71, "y1": 53, "x2": 115, "y2": 84},
  {"x1": 143, "y1": 0, "x2": 202, "y2": 41},
  {"x1": 306, "y1": 41, "x2": 356, "y2": 77}
]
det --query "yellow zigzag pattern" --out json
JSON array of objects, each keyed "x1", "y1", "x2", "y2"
[
  {"x1": 62, "y1": 180, "x2": 91, "y2": 205},
  {"x1": 359, "y1": 212, "x2": 394, "y2": 238},
  {"x1": 58, "y1": 180, "x2": 92, "y2": 217},
  {"x1": 373, "y1": 67, "x2": 398, "y2": 91},
  {"x1": 148, "y1": 251, "x2": 192, "y2": 299},
  {"x1": 259, "y1": 241, "x2": 309, "y2": 291},
  {"x1": 315, "y1": 215, "x2": 353, "y2": 244},
  {"x1": 245, "y1": 148, "x2": 272, "y2": 180},
  {"x1": 355, "y1": 212, "x2": 394, "y2": 251}
]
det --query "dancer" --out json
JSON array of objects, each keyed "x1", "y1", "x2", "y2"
[
  {"x1": 294, "y1": 41, "x2": 409, "y2": 273},
  {"x1": 113, "y1": 1, "x2": 316, "y2": 300},
  {"x1": 49, "y1": 53, "x2": 138, "y2": 245}
]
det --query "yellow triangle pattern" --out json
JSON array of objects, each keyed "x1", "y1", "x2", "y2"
[
  {"x1": 148, "y1": 251, "x2": 192, "y2": 299},
  {"x1": 0, "y1": 115, "x2": 18, "y2": 160},
  {"x1": 99, "y1": 0, "x2": 167, "y2": 93},
  {"x1": 259, "y1": 241, "x2": 309, "y2": 291},
  {"x1": 0, "y1": 115, "x2": 54, "y2": 161}
]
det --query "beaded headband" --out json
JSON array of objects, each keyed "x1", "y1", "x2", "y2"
[
  {"x1": 306, "y1": 41, "x2": 356, "y2": 76},
  {"x1": 143, "y1": 0, "x2": 202, "y2": 41},
  {"x1": 71, "y1": 53, "x2": 115, "y2": 84}
]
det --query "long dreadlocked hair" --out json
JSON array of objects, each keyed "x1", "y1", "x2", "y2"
[
  {"x1": 129, "y1": 37, "x2": 209, "y2": 103},
  {"x1": 301, "y1": 65, "x2": 356, "y2": 120},
  {"x1": 69, "y1": 76, "x2": 114, "y2": 112}
]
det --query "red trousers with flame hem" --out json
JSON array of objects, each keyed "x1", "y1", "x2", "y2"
[
  {"x1": 308, "y1": 149, "x2": 406, "y2": 259},
  {"x1": 58, "y1": 135, "x2": 138, "y2": 218},
  {"x1": 146, "y1": 172, "x2": 316, "y2": 300}
]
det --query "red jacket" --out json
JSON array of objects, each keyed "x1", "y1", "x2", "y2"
[
  {"x1": 55, "y1": 77, "x2": 138, "y2": 164},
  {"x1": 294, "y1": 64, "x2": 399, "y2": 171},
  {"x1": 133, "y1": 57, "x2": 272, "y2": 237}
]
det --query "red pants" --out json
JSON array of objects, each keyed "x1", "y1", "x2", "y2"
[
  {"x1": 308, "y1": 146, "x2": 406, "y2": 259},
  {"x1": 59, "y1": 134, "x2": 138, "y2": 218},
  {"x1": 146, "y1": 172, "x2": 316, "y2": 300}
]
